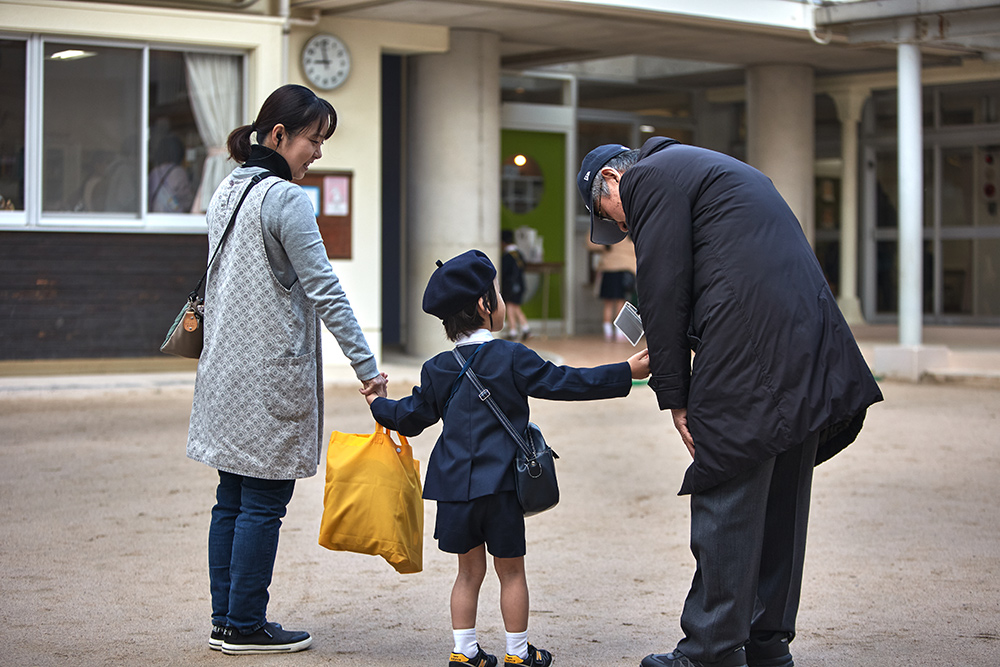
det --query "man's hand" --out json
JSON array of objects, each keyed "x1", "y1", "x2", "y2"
[{"x1": 671, "y1": 407, "x2": 695, "y2": 458}]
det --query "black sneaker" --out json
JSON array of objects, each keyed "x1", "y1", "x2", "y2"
[
  {"x1": 640, "y1": 649, "x2": 747, "y2": 667},
  {"x1": 504, "y1": 643, "x2": 552, "y2": 666},
  {"x1": 450, "y1": 644, "x2": 498, "y2": 666},
  {"x1": 221, "y1": 621, "x2": 312, "y2": 654},
  {"x1": 745, "y1": 632, "x2": 794, "y2": 667},
  {"x1": 209, "y1": 624, "x2": 233, "y2": 651}
]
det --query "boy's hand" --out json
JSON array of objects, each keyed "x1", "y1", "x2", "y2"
[
  {"x1": 361, "y1": 372, "x2": 388, "y2": 402},
  {"x1": 627, "y1": 348, "x2": 650, "y2": 379}
]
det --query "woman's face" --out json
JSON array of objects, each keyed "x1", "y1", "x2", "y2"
[{"x1": 273, "y1": 118, "x2": 328, "y2": 181}]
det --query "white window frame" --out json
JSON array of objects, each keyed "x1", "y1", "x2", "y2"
[{"x1": 0, "y1": 33, "x2": 246, "y2": 235}]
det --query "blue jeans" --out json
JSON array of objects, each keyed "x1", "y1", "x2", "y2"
[{"x1": 209, "y1": 470, "x2": 296, "y2": 633}]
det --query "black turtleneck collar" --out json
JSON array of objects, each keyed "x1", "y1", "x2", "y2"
[{"x1": 243, "y1": 144, "x2": 293, "y2": 181}]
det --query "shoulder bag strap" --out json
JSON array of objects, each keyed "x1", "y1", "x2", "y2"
[
  {"x1": 450, "y1": 347, "x2": 537, "y2": 460},
  {"x1": 190, "y1": 172, "x2": 268, "y2": 299}
]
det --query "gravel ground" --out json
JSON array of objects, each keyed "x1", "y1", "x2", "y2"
[{"x1": 1, "y1": 363, "x2": 998, "y2": 666}]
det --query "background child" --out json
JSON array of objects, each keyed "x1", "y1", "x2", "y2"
[
  {"x1": 366, "y1": 249, "x2": 649, "y2": 667},
  {"x1": 501, "y1": 229, "x2": 530, "y2": 340}
]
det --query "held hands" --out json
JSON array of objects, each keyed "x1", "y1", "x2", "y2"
[
  {"x1": 361, "y1": 372, "x2": 388, "y2": 405},
  {"x1": 627, "y1": 347, "x2": 650, "y2": 379}
]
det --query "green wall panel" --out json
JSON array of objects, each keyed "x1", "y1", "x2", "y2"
[{"x1": 500, "y1": 129, "x2": 565, "y2": 320}]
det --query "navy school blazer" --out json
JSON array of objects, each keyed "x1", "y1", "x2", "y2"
[{"x1": 369, "y1": 339, "x2": 632, "y2": 503}]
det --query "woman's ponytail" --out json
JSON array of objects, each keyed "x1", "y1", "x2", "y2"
[{"x1": 226, "y1": 124, "x2": 255, "y2": 164}]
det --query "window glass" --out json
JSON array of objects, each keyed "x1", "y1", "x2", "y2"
[
  {"x1": 577, "y1": 120, "x2": 631, "y2": 217},
  {"x1": 43, "y1": 42, "x2": 141, "y2": 214},
  {"x1": 501, "y1": 75, "x2": 565, "y2": 105},
  {"x1": 872, "y1": 89, "x2": 934, "y2": 133},
  {"x1": 0, "y1": 40, "x2": 26, "y2": 211},
  {"x1": 939, "y1": 81, "x2": 1000, "y2": 126},
  {"x1": 875, "y1": 149, "x2": 934, "y2": 228},
  {"x1": 148, "y1": 51, "x2": 200, "y2": 214},
  {"x1": 501, "y1": 153, "x2": 544, "y2": 214},
  {"x1": 876, "y1": 239, "x2": 934, "y2": 315},
  {"x1": 941, "y1": 147, "x2": 973, "y2": 228},
  {"x1": 149, "y1": 51, "x2": 241, "y2": 214}
]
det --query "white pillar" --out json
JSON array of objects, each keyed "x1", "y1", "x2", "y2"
[
  {"x1": 874, "y1": 41, "x2": 949, "y2": 382},
  {"x1": 406, "y1": 30, "x2": 501, "y2": 359},
  {"x1": 897, "y1": 42, "x2": 923, "y2": 346},
  {"x1": 831, "y1": 89, "x2": 867, "y2": 324},
  {"x1": 746, "y1": 65, "x2": 815, "y2": 243}
]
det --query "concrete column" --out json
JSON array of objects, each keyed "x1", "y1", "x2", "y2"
[
  {"x1": 831, "y1": 88, "x2": 867, "y2": 325},
  {"x1": 897, "y1": 42, "x2": 923, "y2": 347},
  {"x1": 874, "y1": 41, "x2": 949, "y2": 382},
  {"x1": 746, "y1": 65, "x2": 816, "y2": 243},
  {"x1": 406, "y1": 29, "x2": 501, "y2": 359}
]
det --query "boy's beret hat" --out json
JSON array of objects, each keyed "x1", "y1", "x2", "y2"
[{"x1": 422, "y1": 249, "x2": 497, "y2": 319}]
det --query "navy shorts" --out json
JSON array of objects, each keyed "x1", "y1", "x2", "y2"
[{"x1": 434, "y1": 491, "x2": 526, "y2": 558}]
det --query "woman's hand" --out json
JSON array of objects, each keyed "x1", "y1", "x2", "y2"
[
  {"x1": 360, "y1": 372, "x2": 388, "y2": 401},
  {"x1": 627, "y1": 347, "x2": 650, "y2": 379}
]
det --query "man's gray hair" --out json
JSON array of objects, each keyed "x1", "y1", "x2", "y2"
[{"x1": 590, "y1": 149, "x2": 641, "y2": 206}]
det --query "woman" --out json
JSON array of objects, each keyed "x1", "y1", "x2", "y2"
[
  {"x1": 186, "y1": 84, "x2": 387, "y2": 655},
  {"x1": 587, "y1": 236, "x2": 637, "y2": 341}
]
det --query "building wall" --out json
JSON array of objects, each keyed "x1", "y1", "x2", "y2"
[
  {"x1": 0, "y1": 231, "x2": 206, "y2": 359},
  {"x1": 283, "y1": 16, "x2": 447, "y2": 363},
  {"x1": 0, "y1": 0, "x2": 447, "y2": 364}
]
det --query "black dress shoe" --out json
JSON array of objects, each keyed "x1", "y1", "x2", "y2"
[
  {"x1": 641, "y1": 649, "x2": 747, "y2": 667},
  {"x1": 746, "y1": 632, "x2": 794, "y2": 667}
]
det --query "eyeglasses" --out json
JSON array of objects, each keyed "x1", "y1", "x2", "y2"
[{"x1": 593, "y1": 195, "x2": 615, "y2": 224}]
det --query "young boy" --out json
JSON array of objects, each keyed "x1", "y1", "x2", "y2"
[{"x1": 366, "y1": 249, "x2": 649, "y2": 666}]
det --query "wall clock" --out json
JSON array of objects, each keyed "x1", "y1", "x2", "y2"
[{"x1": 302, "y1": 33, "x2": 351, "y2": 91}]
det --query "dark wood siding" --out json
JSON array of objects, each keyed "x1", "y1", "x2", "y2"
[{"x1": 0, "y1": 231, "x2": 207, "y2": 359}]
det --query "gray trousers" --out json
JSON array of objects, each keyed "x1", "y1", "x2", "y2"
[{"x1": 675, "y1": 432, "x2": 821, "y2": 663}]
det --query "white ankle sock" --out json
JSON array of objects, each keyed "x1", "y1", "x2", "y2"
[
  {"x1": 603, "y1": 322, "x2": 614, "y2": 339},
  {"x1": 506, "y1": 630, "x2": 528, "y2": 659},
  {"x1": 453, "y1": 628, "x2": 478, "y2": 657}
]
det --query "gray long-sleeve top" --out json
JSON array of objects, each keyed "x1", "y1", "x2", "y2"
[{"x1": 239, "y1": 164, "x2": 378, "y2": 381}]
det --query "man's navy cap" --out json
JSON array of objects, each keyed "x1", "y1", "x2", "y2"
[
  {"x1": 577, "y1": 143, "x2": 630, "y2": 245},
  {"x1": 422, "y1": 249, "x2": 497, "y2": 319}
]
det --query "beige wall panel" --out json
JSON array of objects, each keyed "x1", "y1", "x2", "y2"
[{"x1": 284, "y1": 16, "x2": 447, "y2": 363}]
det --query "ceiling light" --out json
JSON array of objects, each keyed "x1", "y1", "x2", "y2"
[{"x1": 48, "y1": 50, "x2": 96, "y2": 61}]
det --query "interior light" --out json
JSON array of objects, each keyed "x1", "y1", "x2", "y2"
[
  {"x1": 48, "y1": 49, "x2": 96, "y2": 61},
  {"x1": 640, "y1": 125, "x2": 655, "y2": 133},
  {"x1": 513, "y1": 154, "x2": 527, "y2": 167}
]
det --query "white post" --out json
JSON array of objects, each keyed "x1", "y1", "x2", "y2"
[
  {"x1": 874, "y1": 40, "x2": 949, "y2": 381},
  {"x1": 831, "y1": 89, "x2": 866, "y2": 324},
  {"x1": 897, "y1": 42, "x2": 923, "y2": 346}
]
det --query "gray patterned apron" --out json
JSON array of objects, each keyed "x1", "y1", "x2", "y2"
[{"x1": 187, "y1": 173, "x2": 324, "y2": 480}]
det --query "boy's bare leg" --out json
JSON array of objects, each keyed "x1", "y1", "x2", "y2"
[
  {"x1": 452, "y1": 545, "x2": 488, "y2": 629},
  {"x1": 494, "y1": 555, "x2": 529, "y2": 633}
]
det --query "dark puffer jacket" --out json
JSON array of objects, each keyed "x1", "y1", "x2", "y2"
[{"x1": 622, "y1": 137, "x2": 882, "y2": 495}]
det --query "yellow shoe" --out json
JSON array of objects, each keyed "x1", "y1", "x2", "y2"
[{"x1": 504, "y1": 644, "x2": 552, "y2": 666}]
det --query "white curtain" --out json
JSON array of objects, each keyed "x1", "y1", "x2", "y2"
[{"x1": 184, "y1": 53, "x2": 241, "y2": 212}]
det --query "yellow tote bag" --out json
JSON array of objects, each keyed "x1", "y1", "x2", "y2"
[{"x1": 318, "y1": 424, "x2": 423, "y2": 574}]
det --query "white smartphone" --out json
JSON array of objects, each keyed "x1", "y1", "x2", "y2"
[{"x1": 613, "y1": 301, "x2": 644, "y2": 346}]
